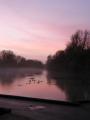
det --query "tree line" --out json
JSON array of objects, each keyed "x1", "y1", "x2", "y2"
[
  {"x1": 46, "y1": 30, "x2": 90, "y2": 72},
  {"x1": 0, "y1": 50, "x2": 44, "y2": 68}
]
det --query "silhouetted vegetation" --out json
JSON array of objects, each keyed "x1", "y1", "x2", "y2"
[
  {"x1": 46, "y1": 30, "x2": 90, "y2": 72},
  {"x1": 0, "y1": 50, "x2": 44, "y2": 68}
]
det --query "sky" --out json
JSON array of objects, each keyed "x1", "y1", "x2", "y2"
[{"x1": 0, "y1": 0, "x2": 89, "y2": 62}]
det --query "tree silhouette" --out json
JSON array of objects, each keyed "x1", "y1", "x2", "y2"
[
  {"x1": 66, "y1": 30, "x2": 90, "y2": 52},
  {"x1": 0, "y1": 50, "x2": 16, "y2": 67},
  {"x1": 46, "y1": 30, "x2": 90, "y2": 72},
  {"x1": 0, "y1": 50, "x2": 44, "y2": 68}
]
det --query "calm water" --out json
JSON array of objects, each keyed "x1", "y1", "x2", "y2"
[{"x1": 0, "y1": 68, "x2": 90, "y2": 102}]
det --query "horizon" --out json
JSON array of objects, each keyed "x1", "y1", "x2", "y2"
[{"x1": 0, "y1": 0, "x2": 90, "y2": 62}]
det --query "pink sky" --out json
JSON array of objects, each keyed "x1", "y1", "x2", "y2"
[{"x1": 0, "y1": 0, "x2": 89, "y2": 62}]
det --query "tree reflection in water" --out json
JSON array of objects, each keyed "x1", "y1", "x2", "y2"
[
  {"x1": 0, "y1": 68, "x2": 90, "y2": 102},
  {"x1": 47, "y1": 70, "x2": 90, "y2": 102}
]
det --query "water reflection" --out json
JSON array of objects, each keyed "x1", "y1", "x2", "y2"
[
  {"x1": 47, "y1": 71, "x2": 90, "y2": 102},
  {"x1": 0, "y1": 68, "x2": 90, "y2": 102},
  {"x1": 0, "y1": 69, "x2": 66, "y2": 101},
  {"x1": 0, "y1": 68, "x2": 42, "y2": 86}
]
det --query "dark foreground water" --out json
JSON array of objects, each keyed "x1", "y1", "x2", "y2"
[{"x1": 0, "y1": 68, "x2": 90, "y2": 102}]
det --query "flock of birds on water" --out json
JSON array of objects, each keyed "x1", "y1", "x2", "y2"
[
  {"x1": 17, "y1": 75, "x2": 43, "y2": 87},
  {"x1": 27, "y1": 77, "x2": 43, "y2": 84}
]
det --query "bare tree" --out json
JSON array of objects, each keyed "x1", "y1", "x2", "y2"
[{"x1": 66, "y1": 30, "x2": 90, "y2": 52}]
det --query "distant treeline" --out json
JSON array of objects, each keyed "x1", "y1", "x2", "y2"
[
  {"x1": 0, "y1": 50, "x2": 44, "y2": 68},
  {"x1": 46, "y1": 30, "x2": 90, "y2": 72}
]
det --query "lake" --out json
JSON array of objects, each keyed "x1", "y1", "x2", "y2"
[{"x1": 0, "y1": 68, "x2": 90, "y2": 102}]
